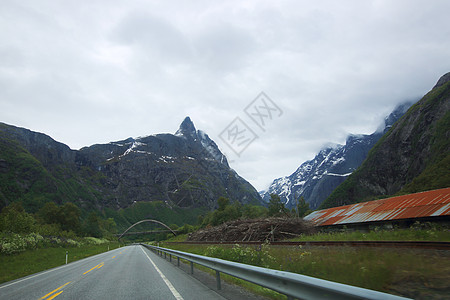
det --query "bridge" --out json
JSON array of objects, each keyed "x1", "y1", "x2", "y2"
[
  {"x1": 115, "y1": 230, "x2": 179, "y2": 237},
  {"x1": 117, "y1": 219, "x2": 177, "y2": 241}
]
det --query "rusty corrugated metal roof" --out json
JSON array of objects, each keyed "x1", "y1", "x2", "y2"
[{"x1": 304, "y1": 188, "x2": 450, "y2": 226}]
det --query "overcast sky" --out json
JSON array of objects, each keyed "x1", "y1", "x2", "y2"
[{"x1": 1, "y1": 0, "x2": 449, "y2": 191}]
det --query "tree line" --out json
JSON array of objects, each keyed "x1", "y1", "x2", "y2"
[
  {"x1": 0, "y1": 202, "x2": 117, "y2": 238},
  {"x1": 199, "y1": 194, "x2": 311, "y2": 228}
]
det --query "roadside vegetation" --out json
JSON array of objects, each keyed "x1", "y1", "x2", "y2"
[
  {"x1": 290, "y1": 222, "x2": 450, "y2": 242},
  {"x1": 0, "y1": 201, "x2": 119, "y2": 255},
  {"x1": 161, "y1": 242, "x2": 449, "y2": 299},
  {"x1": 0, "y1": 241, "x2": 120, "y2": 283},
  {"x1": 123, "y1": 194, "x2": 310, "y2": 243},
  {"x1": 157, "y1": 198, "x2": 450, "y2": 299},
  {"x1": 0, "y1": 201, "x2": 120, "y2": 283},
  {"x1": 199, "y1": 194, "x2": 311, "y2": 227},
  {"x1": 104, "y1": 200, "x2": 207, "y2": 234},
  {"x1": 164, "y1": 221, "x2": 450, "y2": 243},
  {"x1": 163, "y1": 194, "x2": 449, "y2": 244}
]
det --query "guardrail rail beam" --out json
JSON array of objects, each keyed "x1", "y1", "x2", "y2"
[{"x1": 141, "y1": 243, "x2": 411, "y2": 300}]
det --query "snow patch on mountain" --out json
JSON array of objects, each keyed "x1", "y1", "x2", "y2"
[{"x1": 261, "y1": 101, "x2": 414, "y2": 210}]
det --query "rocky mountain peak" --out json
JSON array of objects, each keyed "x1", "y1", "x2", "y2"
[
  {"x1": 1, "y1": 117, "x2": 262, "y2": 211},
  {"x1": 175, "y1": 116, "x2": 197, "y2": 139},
  {"x1": 321, "y1": 72, "x2": 450, "y2": 209},
  {"x1": 172, "y1": 117, "x2": 229, "y2": 167},
  {"x1": 433, "y1": 72, "x2": 450, "y2": 89},
  {"x1": 261, "y1": 101, "x2": 413, "y2": 209}
]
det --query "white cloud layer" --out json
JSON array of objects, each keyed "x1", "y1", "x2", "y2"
[{"x1": 1, "y1": 0, "x2": 450, "y2": 191}]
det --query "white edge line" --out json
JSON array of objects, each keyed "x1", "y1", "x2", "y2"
[{"x1": 140, "y1": 246, "x2": 184, "y2": 300}]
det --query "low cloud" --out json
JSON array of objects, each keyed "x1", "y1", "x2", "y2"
[{"x1": 1, "y1": 0, "x2": 449, "y2": 190}]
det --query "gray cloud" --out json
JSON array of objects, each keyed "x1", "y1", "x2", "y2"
[{"x1": 1, "y1": 0, "x2": 449, "y2": 191}]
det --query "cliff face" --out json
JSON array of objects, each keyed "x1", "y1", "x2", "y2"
[
  {"x1": 76, "y1": 117, "x2": 261, "y2": 209},
  {"x1": 0, "y1": 117, "x2": 263, "y2": 212},
  {"x1": 261, "y1": 102, "x2": 412, "y2": 210},
  {"x1": 0, "y1": 123, "x2": 98, "y2": 212},
  {"x1": 321, "y1": 73, "x2": 450, "y2": 209}
]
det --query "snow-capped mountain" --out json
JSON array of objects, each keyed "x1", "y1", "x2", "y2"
[
  {"x1": 76, "y1": 116, "x2": 262, "y2": 209},
  {"x1": 261, "y1": 102, "x2": 414, "y2": 210},
  {"x1": 0, "y1": 116, "x2": 263, "y2": 211}
]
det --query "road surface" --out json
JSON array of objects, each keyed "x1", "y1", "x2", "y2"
[{"x1": 0, "y1": 245, "x2": 251, "y2": 300}]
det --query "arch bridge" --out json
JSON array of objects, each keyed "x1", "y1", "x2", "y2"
[{"x1": 117, "y1": 219, "x2": 177, "y2": 241}]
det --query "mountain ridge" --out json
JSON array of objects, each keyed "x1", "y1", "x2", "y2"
[
  {"x1": 261, "y1": 101, "x2": 413, "y2": 210},
  {"x1": 320, "y1": 72, "x2": 450, "y2": 208},
  {"x1": 0, "y1": 117, "x2": 262, "y2": 213}
]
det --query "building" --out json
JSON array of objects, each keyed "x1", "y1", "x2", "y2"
[{"x1": 304, "y1": 188, "x2": 450, "y2": 229}]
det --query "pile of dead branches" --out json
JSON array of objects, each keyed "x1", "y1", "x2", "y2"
[{"x1": 188, "y1": 217, "x2": 316, "y2": 242}]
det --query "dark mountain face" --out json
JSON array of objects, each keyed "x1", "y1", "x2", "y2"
[
  {"x1": 321, "y1": 72, "x2": 450, "y2": 209},
  {"x1": 261, "y1": 102, "x2": 413, "y2": 210},
  {"x1": 0, "y1": 124, "x2": 76, "y2": 170},
  {"x1": 0, "y1": 117, "x2": 262, "y2": 212}
]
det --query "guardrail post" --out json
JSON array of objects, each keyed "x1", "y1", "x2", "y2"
[
  {"x1": 216, "y1": 271, "x2": 221, "y2": 290},
  {"x1": 164, "y1": 252, "x2": 166, "y2": 259},
  {"x1": 141, "y1": 243, "x2": 412, "y2": 300},
  {"x1": 169, "y1": 254, "x2": 172, "y2": 262}
]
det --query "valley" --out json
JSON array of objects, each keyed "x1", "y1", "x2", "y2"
[{"x1": 1, "y1": 72, "x2": 449, "y2": 300}]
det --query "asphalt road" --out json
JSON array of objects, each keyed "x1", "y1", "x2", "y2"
[{"x1": 0, "y1": 245, "x2": 237, "y2": 300}]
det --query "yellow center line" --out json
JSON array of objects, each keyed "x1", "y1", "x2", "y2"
[
  {"x1": 39, "y1": 281, "x2": 71, "y2": 300},
  {"x1": 82, "y1": 262, "x2": 104, "y2": 275},
  {"x1": 112, "y1": 256, "x2": 116, "y2": 258},
  {"x1": 46, "y1": 290, "x2": 63, "y2": 300}
]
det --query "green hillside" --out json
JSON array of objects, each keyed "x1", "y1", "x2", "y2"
[{"x1": 0, "y1": 127, "x2": 105, "y2": 213}]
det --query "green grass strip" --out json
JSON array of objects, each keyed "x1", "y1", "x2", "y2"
[
  {"x1": 0, "y1": 242, "x2": 120, "y2": 284},
  {"x1": 161, "y1": 242, "x2": 450, "y2": 299}
]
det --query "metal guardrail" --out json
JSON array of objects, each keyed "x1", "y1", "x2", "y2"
[{"x1": 141, "y1": 243, "x2": 411, "y2": 300}]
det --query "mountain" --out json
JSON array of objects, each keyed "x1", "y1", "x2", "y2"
[
  {"x1": 261, "y1": 102, "x2": 413, "y2": 210},
  {"x1": 0, "y1": 117, "x2": 263, "y2": 215},
  {"x1": 321, "y1": 72, "x2": 450, "y2": 209}
]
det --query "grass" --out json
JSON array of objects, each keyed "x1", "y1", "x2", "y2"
[
  {"x1": 195, "y1": 264, "x2": 286, "y2": 299},
  {"x1": 150, "y1": 243, "x2": 285, "y2": 299},
  {"x1": 159, "y1": 225, "x2": 450, "y2": 299},
  {"x1": 163, "y1": 223, "x2": 450, "y2": 243},
  {"x1": 290, "y1": 226, "x2": 450, "y2": 242},
  {"x1": 0, "y1": 241, "x2": 121, "y2": 284},
  {"x1": 164, "y1": 233, "x2": 189, "y2": 242}
]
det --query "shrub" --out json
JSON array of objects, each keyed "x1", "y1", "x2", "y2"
[
  {"x1": 0, "y1": 203, "x2": 35, "y2": 234},
  {"x1": 84, "y1": 237, "x2": 108, "y2": 245},
  {"x1": 205, "y1": 243, "x2": 275, "y2": 268},
  {"x1": 0, "y1": 233, "x2": 44, "y2": 255}
]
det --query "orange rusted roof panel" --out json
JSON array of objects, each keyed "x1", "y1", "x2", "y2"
[{"x1": 304, "y1": 188, "x2": 450, "y2": 226}]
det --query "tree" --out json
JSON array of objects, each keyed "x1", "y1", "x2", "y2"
[
  {"x1": 60, "y1": 203, "x2": 81, "y2": 232},
  {"x1": 211, "y1": 203, "x2": 241, "y2": 226},
  {"x1": 100, "y1": 217, "x2": 117, "y2": 236},
  {"x1": 200, "y1": 197, "x2": 243, "y2": 227},
  {"x1": 37, "y1": 202, "x2": 81, "y2": 233},
  {"x1": 268, "y1": 194, "x2": 286, "y2": 217},
  {"x1": 296, "y1": 196, "x2": 312, "y2": 218},
  {"x1": 217, "y1": 197, "x2": 230, "y2": 211},
  {"x1": 0, "y1": 202, "x2": 35, "y2": 233},
  {"x1": 83, "y1": 212, "x2": 102, "y2": 237},
  {"x1": 242, "y1": 205, "x2": 268, "y2": 219},
  {"x1": 37, "y1": 202, "x2": 61, "y2": 226}
]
